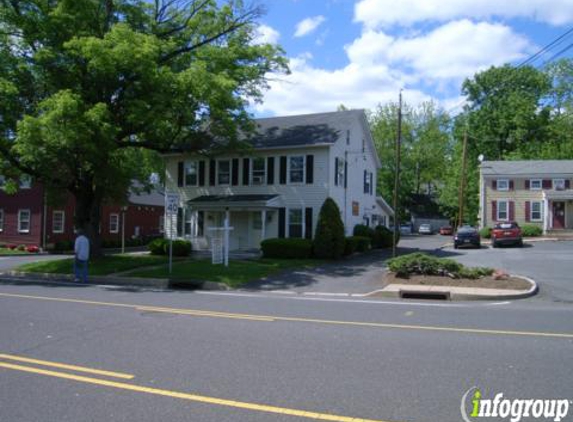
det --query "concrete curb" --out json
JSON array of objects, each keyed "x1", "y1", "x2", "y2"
[
  {"x1": 363, "y1": 274, "x2": 538, "y2": 301},
  {"x1": 1, "y1": 271, "x2": 230, "y2": 291}
]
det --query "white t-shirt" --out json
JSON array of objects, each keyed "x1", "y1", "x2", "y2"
[{"x1": 74, "y1": 235, "x2": 90, "y2": 261}]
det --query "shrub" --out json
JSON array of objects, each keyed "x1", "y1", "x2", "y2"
[
  {"x1": 479, "y1": 227, "x2": 492, "y2": 239},
  {"x1": 261, "y1": 238, "x2": 313, "y2": 259},
  {"x1": 353, "y1": 224, "x2": 374, "y2": 239},
  {"x1": 8, "y1": 244, "x2": 17, "y2": 250},
  {"x1": 148, "y1": 238, "x2": 169, "y2": 255},
  {"x1": 372, "y1": 225, "x2": 399, "y2": 248},
  {"x1": 387, "y1": 252, "x2": 493, "y2": 279},
  {"x1": 26, "y1": 245, "x2": 40, "y2": 253},
  {"x1": 344, "y1": 236, "x2": 371, "y2": 255},
  {"x1": 521, "y1": 224, "x2": 542, "y2": 237},
  {"x1": 54, "y1": 241, "x2": 74, "y2": 252},
  {"x1": 17, "y1": 244, "x2": 26, "y2": 251},
  {"x1": 313, "y1": 198, "x2": 346, "y2": 259},
  {"x1": 171, "y1": 240, "x2": 192, "y2": 257}
]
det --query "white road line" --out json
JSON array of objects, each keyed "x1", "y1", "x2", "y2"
[{"x1": 194, "y1": 290, "x2": 490, "y2": 308}]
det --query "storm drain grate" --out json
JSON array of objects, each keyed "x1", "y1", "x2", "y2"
[{"x1": 399, "y1": 290, "x2": 451, "y2": 300}]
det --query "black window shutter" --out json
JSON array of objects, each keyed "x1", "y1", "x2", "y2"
[
  {"x1": 305, "y1": 208, "x2": 313, "y2": 239},
  {"x1": 344, "y1": 161, "x2": 348, "y2": 188},
  {"x1": 364, "y1": 170, "x2": 368, "y2": 193},
  {"x1": 370, "y1": 173, "x2": 373, "y2": 195},
  {"x1": 242, "y1": 158, "x2": 250, "y2": 185},
  {"x1": 232, "y1": 159, "x2": 239, "y2": 186},
  {"x1": 176, "y1": 207, "x2": 183, "y2": 237},
  {"x1": 267, "y1": 157, "x2": 275, "y2": 184},
  {"x1": 177, "y1": 162, "x2": 184, "y2": 187},
  {"x1": 198, "y1": 161, "x2": 205, "y2": 186},
  {"x1": 279, "y1": 156, "x2": 287, "y2": 184},
  {"x1": 306, "y1": 155, "x2": 314, "y2": 184},
  {"x1": 334, "y1": 157, "x2": 339, "y2": 186},
  {"x1": 209, "y1": 160, "x2": 216, "y2": 186},
  {"x1": 278, "y1": 208, "x2": 286, "y2": 238}
]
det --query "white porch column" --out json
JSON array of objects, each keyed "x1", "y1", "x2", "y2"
[
  {"x1": 261, "y1": 210, "x2": 267, "y2": 241},
  {"x1": 543, "y1": 196, "x2": 550, "y2": 234}
]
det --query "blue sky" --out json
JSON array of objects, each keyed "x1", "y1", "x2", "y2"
[{"x1": 250, "y1": 0, "x2": 573, "y2": 117}]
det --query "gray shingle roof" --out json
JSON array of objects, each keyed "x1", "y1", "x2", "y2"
[
  {"x1": 480, "y1": 160, "x2": 573, "y2": 176},
  {"x1": 247, "y1": 109, "x2": 364, "y2": 148}
]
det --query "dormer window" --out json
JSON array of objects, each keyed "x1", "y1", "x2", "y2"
[{"x1": 496, "y1": 179, "x2": 509, "y2": 191}]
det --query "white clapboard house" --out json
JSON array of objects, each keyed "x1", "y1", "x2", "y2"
[{"x1": 163, "y1": 109, "x2": 392, "y2": 250}]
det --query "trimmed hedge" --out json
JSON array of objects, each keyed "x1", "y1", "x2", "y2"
[
  {"x1": 521, "y1": 224, "x2": 542, "y2": 237},
  {"x1": 148, "y1": 238, "x2": 192, "y2": 256},
  {"x1": 261, "y1": 238, "x2": 313, "y2": 259},
  {"x1": 344, "y1": 236, "x2": 371, "y2": 255},
  {"x1": 479, "y1": 227, "x2": 492, "y2": 239},
  {"x1": 387, "y1": 252, "x2": 493, "y2": 279},
  {"x1": 373, "y1": 225, "x2": 399, "y2": 248},
  {"x1": 353, "y1": 224, "x2": 374, "y2": 238}
]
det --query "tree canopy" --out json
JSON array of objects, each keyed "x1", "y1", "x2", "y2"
[{"x1": 0, "y1": 0, "x2": 287, "y2": 253}]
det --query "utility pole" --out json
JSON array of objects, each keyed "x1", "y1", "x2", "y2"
[
  {"x1": 392, "y1": 90, "x2": 402, "y2": 258},
  {"x1": 458, "y1": 129, "x2": 468, "y2": 228}
]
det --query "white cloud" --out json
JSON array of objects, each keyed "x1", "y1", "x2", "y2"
[
  {"x1": 257, "y1": 19, "x2": 533, "y2": 116},
  {"x1": 253, "y1": 24, "x2": 280, "y2": 45},
  {"x1": 346, "y1": 20, "x2": 532, "y2": 80},
  {"x1": 355, "y1": 0, "x2": 573, "y2": 28},
  {"x1": 294, "y1": 15, "x2": 326, "y2": 37}
]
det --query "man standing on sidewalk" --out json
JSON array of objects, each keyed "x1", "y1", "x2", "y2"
[{"x1": 74, "y1": 230, "x2": 90, "y2": 283}]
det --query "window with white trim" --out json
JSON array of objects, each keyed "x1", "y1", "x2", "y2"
[
  {"x1": 18, "y1": 209, "x2": 31, "y2": 233},
  {"x1": 0, "y1": 208, "x2": 3, "y2": 232},
  {"x1": 109, "y1": 213, "x2": 119, "y2": 233},
  {"x1": 288, "y1": 209, "x2": 303, "y2": 238},
  {"x1": 217, "y1": 160, "x2": 231, "y2": 185},
  {"x1": 19, "y1": 175, "x2": 32, "y2": 189},
  {"x1": 530, "y1": 179, "x2": 542, "y2": 190},
  {"x1": 159, "y1": 216, "x2": 165, "y2": 233},
  {"x1": 251, "y1": 157, "x2": 266, "y2": 185},
  {"x1": 553, "y1": 179, "x2": 565, "y2": 190},
  {"x1": 496, "y1": 179, "x2": 509, "y2": 191},
  {"x1": 497, "y1": 201, "x2": 508, "y2": 221},
  {"x1": 364, "y1": 170, "x2": 371, "y2": 194},
  {"x1": 288, "y1": 156, "x2": 304, "y2": 184},
  {"x1": 336, "y1": 158, "x2": 345, "y2": 186},
  {"x1": 52, "y1": 210, "x2": 65, "y2": 233},
  {"x1": 531, "y1": 201, "x2": 542, "y2": 222},
  {"x1": 185, "y1": 161, "x2": 198, "y2": 186},
  {"x1": 253, "y1": 212, "x2": 262, "y2": 230}
]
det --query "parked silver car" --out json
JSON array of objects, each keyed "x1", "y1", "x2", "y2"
[{"x1": 418, "y1": 223, "x2": 433, "y2": 234}]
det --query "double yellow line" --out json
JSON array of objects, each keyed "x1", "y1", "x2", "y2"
[{"x1": 0, "y1": 353, "x2": 397, "y2": 422}]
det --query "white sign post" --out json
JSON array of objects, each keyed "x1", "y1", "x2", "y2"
[{"x1": 165, "y1": 192, "x2": 180, "y2": 274}]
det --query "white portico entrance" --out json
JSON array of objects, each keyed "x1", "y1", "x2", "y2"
[{"x1": 185, "y1": 194, "x2": 281, "y2": 250}]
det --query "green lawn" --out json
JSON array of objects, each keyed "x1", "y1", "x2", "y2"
[
  {"x1": 17, "y1": 255, "x2": 170, "y2": 276},
  {"x1": 127, "y1": 258, "x2": 324, "y2": 288}
]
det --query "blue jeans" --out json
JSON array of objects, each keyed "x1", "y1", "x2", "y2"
[{"x1": 74, "y1": 259, "x2": 88, "y2": 282}]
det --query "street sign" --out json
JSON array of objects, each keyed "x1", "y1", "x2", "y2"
[{"x1": 165, "y1": 192, "x2": 180, "y2": 217}]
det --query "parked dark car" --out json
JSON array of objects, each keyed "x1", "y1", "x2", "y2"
[
  {"x1": 439, "y1": 225, "x2": 453, "y2": 235},
  {"x1": 454, "y1": 226, "x2": 481, "y2": 249},
  {"x1": 492, "y1": 222, "x2": 523, "y2": 247}
]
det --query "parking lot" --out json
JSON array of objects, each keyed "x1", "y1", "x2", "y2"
[{"x1": 400, "y1": 234, "x2": 573, "y2": 304}]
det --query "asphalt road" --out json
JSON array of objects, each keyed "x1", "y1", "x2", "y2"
[
  {"x1": 0, "y1": 280, "x2": 572, "y2": 422},
  {"x1": 401, "y1": 234, "x2": 573, "y2": 305}
]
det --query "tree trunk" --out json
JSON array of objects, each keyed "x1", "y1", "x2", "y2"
[{"x1": 73, "y1": 185, "x2": 104, "y2": 258}]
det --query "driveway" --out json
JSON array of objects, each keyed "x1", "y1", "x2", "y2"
[{"x1": 404, "y1": 234, "x2": 573, "y2": 304}]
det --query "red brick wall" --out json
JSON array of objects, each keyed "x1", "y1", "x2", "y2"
[
  {"x1": 0, "y1": 184, "x2": 44, "y2": 246},
  {"x1": 1, "y1": 184, "x2": 164, "y2": 247}
]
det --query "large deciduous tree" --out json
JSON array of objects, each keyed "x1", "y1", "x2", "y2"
[{"x1": 0, "y1": 0, "x2": 287, "y2": 255}]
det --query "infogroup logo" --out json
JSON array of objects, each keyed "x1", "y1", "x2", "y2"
[{"x1": 461, "y1": 387, "x2": 571, "y2": 422}]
